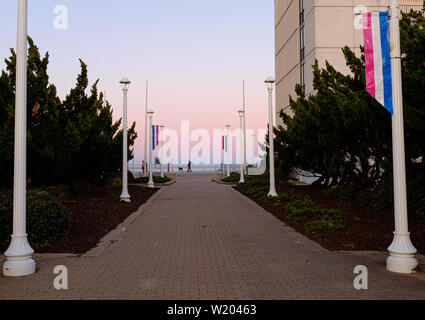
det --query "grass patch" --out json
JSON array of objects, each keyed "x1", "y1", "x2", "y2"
[
  {"x1": 235, "y1": 175, "x2": 345, "y2": 233},
  {"x1": 285, "y1": 199, "x2": 344, "y2": 232},
  {"x1": 305, "y1": 218, "x2": 345, "y2": 232}
]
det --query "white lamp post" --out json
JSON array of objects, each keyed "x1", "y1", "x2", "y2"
[
  {"x1": 386, "y1": 0, "x2": 417, "y2": 273},
  {"x1": 144, "y1": 81, "x2": 149, "y2": 177},
  {"x1": 266, "y1": 77, "x2": 278, "y2": 197},
  {"x1": 225, "y1": 124, "x2": 231, "y2": 177},
  {"x1": 160, "y1": 124, "x2": 165, "y2": 178},
  {"x1": 119, "y1": 77, "x2": 131, "y2": 202},
  {"x1": 3, "y1": 0, "x2": 36, "y2": 277},
  {"x1": 148, "y1": 110, "x2": 155, "y2": 188},
  {"x1": 238, "y1": 110, "x2": 245, "y2": 183},
  {"x1": 242, "y1": 80, "x2": 247, "y2": 175}
]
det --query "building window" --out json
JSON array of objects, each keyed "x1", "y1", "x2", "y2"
[{"x1": 299, "y1": 0, "x2": 305, "y2": 93}]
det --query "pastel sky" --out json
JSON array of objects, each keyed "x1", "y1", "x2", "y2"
[{"x1": 0, "y1": 0, "x2": 275, "y2": 163}]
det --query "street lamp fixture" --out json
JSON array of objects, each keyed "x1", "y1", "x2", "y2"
[
  {"x1": 120, "y1": 77, "x2": 131, "y2": 88},
  {"x1": 265, "y1": 76, "x2": 275, "y2": 90}
]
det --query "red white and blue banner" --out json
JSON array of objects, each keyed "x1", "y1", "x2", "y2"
[
  {"x1": 222, "y1": 135, "x2": 228, "y2": 153},
  {"x1": 363, "y1": 12, "x2": 393, "y2": 114},
  {"x1": 152, "y1": 125, "x2": 159, "y2": 150}
]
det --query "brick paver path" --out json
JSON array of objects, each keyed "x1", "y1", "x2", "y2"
[{"x1": 1, "y1": 174, "x2": 424, "y2": 299}]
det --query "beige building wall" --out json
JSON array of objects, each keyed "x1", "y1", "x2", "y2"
[{"x1": 274, "y1": 0, "x2": 423, "y2": 126}]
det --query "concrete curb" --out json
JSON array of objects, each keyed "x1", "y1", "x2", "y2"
[
  {"x1": 212, "y1": 179, "x2": 236, "y2": 186},
  {"x1": 84, "y1": 186, "x2": 167, "y2": 257},
  {"x1": 226, "y1": 185, "x2": 289, "y2": 225},
  {"x1": 129, "y1": 180, "x2": 176, "y2": 187}
]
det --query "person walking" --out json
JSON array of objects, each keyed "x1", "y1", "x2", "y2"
[
  {"x1": 187, "y1": 160, "x2": 192, "y2": 173},
  {"x1": 142, "y1": 160, "x2": 145, "y2": 174}
]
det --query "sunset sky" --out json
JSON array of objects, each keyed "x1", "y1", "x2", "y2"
[{"x1": 0, "y1": 0, "x2": 275, "y2": 164}]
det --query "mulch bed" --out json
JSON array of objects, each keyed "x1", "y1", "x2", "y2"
[
  {"x1": 237, "y1": 184, "x2": 425, "y2": 255},
  {"x1": 37, "y1": 185, "x2": 158, "y2": 254}
]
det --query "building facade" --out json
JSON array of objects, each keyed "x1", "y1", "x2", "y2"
[{"x1": 274, "y1": 0, "x2": 424, "y2": 125}]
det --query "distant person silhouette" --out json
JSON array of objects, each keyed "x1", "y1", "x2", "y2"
[
  {"x1": 187, "y1": 160, "x2": 192, "y2": 173},
  {"x1": 142, "y1": 160, "x2": 145, "y2": 173}
]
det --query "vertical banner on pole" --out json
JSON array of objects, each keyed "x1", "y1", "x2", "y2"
[
  {"x1": 222, "y1": 136, "x2": 228, "y2": 152},
  {"x1": 363, "y1": 4, "x2": 417, "y2": 273},
  {"x1": 222, "y1": 135, "x2": 229, "y2": 167},
  {"x1": 152, "y1": 125, "x2": 159, "y2": 150},
  {"x1": 222, "y1": 135, "x2": 229, "y2": 157},
  {"x1": 362, "y1": 12, "x2": 393, "y2": 114}
]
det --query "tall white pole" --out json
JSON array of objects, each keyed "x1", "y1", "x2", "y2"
[
  {"x1": 3, "y1": 0, "x2": 36, "y2": 277},
  {"x1": 238, "y1": 110, "x2": 245, "y2": 183},
  {"x1": 266, "y1": 77, "x2": 277, "y2": 197},
  {"x1": 120, "y1": 78, "x2": 131, "y2": 202},
  {"x1": 386, "y1": 0, "x2": 417, "y2": 273},
  {"x1": 144, "y1": 81, "x2": 148, "y2": 177},
  {"x1": 225, "y1": 124, "x2": 231, "y2": 177},
  {"x1": 148, "y1": 110, "x2": 155, "y2": 188},
  {"x1": 160, "y1": 124, "x2": 165, "y2": 178},
  {"x1": 242, "y1": 80, "x2": 247, "y2": 175},
  {"x1": 251, "y1": 132, "x2": 256, "y2": 166}
]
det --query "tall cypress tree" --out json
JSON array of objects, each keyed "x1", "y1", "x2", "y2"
[
  {"x1": 0, "y1": 37, "x2": 137, "y2": 187},
  {"x1": 273, "y1": 7, "x2": 425, "y2": 216}
]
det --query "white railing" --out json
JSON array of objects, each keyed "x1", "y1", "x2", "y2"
[
  {"x1": 400, "y1": 5, "x2": 424, "y2": 16},
  {"x1": 129, "y1": 163, "x2": 244, "y2": 175}
]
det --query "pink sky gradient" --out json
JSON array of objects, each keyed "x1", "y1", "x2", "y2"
[{"x1": 0, "y1": 0, "x2": 275, "y2": 163}]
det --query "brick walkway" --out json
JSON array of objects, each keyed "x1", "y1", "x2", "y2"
[{"x1": 1, "y1": 174, "x2": 424, "y2": 299}]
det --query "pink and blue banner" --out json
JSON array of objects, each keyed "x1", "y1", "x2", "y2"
[
  {"x1": 363, "y1": 12, "x2": 393, "y2": 114},
  {"x1": 152, "y1": 125, "x2": 159, "y2": 150}
]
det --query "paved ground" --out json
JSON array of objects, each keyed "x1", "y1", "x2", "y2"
[{"x1": 1, "y1": 174, "x2": 424, "y2": 300}]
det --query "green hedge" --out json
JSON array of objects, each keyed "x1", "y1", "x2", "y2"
[
  {"x1": 0, "y1": 190, "x2": 70, "y2": 249},
  {"x1": 132, "y1": 176, "x2": 172, "y2": 184},
  {"x1": 222, "y1": 172, "x2": 244, "y2": 183},
  {"x1": 325, "y1": 175, "x2": 425, "y2": 220}
]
